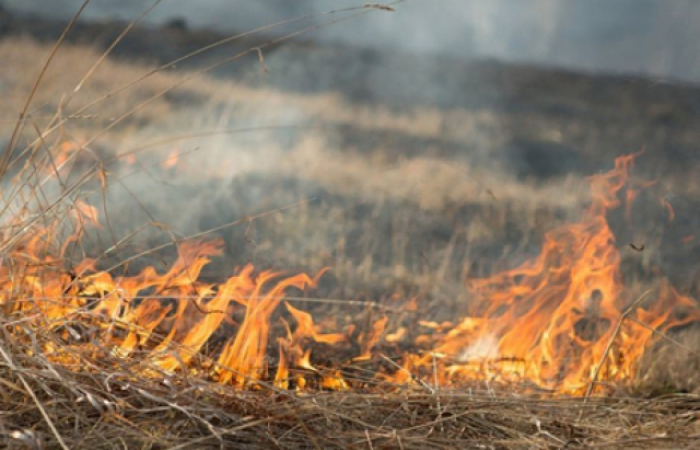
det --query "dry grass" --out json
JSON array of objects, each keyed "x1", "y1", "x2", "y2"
[
  {"x1": 1, "y1": 323, "x2": 699, "y2": 449},
  {"x1": 2, "y1": 9, "x2": 700, "y2": 449},
  {"x1": 0, "y1": 36, "x2": 602, "y2": 297},
  {"x1": 0, "y1": 36, "x2": 215, "y2": 140}
]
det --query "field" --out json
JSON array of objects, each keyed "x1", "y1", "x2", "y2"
[{"x1": 2, "y1": 7, "x2": 700, "y2": 449}]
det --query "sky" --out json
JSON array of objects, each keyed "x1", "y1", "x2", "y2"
[{"x1": 4, "y1": 0, "x2": 700, "y2": 83}]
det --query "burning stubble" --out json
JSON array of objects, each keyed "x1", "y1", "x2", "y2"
[
  {"x1": 3, "y1": 148, "x2": 698, "y2": 395},
  {"x1": 4, "y1": 4, "x2": 700, "y2": 448}
]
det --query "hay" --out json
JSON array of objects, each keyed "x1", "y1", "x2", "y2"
[{"x1": 0, "y1": 323, "x2": 698, "y2": 450}]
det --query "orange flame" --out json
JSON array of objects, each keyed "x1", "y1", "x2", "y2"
[
  {"x1": 2, "y1": 224, "x2": 340, "y2": 387},
  {"x1": 403, "y1": 154, "x2": 700, "y2": 393},
  {"x1": 162, "y1": 149, "x2": 180, "y2": 169},
  {"x1": 54, "y1": 140, "x2": 84, "y2": 168},
  {"x1": 661, "y1": 197, "x2": 675, "y2": 222},
  {"x1": 3, "y1": 148, "x2": 698, "y2": 396}
]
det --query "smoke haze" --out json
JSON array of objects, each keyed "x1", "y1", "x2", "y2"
[
  {"x1": 3, "y1": 0, "x2": 700, "y2": 293},
  {"x1": 4, "y1": 0, "x2": 700, "y2": 83}
]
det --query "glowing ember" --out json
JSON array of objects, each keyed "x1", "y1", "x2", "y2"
[{"x1": 1, "y1": 151, "x2": 698, "y2": 395}]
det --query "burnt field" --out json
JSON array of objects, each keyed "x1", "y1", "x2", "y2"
[{"x1": 2, "y1": 6, "x2": 700, "y2": 449}]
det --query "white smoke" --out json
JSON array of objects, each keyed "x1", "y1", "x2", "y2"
[
  {"x1": 3, "y1": 0, "x2": 700, "y2": 82},
  {"x1": 458, "y1": 334, "x2": 500, "y2": 362}
]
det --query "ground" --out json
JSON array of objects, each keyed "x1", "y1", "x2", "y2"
[{"x1": 1, "y1": 9, "x2": 700, "y2": 449}]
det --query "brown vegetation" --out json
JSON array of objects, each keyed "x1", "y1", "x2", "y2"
[{"x1": 1, "y1": 13, "x2": 700, "y2": 449}]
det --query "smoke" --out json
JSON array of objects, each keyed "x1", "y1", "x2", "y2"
[
  {"x1": 2, "y1": 0, "x2": 699, "y2": 291},
  {"x1": 458, "y1": 334, "x2": 500, "y2": 362},
  {"x1": 4, "y1": 0, "x2": 700, "y2": 83}
]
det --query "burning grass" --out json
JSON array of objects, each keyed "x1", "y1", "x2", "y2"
[
  {"x1": 2, "y1": 140, "x2": 700, "y2": 449},
  {"x1": 4, "y1": 146, "x2": 696, "y2": 394},
  {"x1": 2, "y1": 5, "x2": 700, "y2": 448}
]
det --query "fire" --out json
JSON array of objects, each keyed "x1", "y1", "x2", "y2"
[
  {"x1": 54, "y1": 139, "x2": 83, "y2": 168},
  {"x1": 162, "y1": 149, "x2": 180, "y2": 169},
  {"x1": 1, "y1": 150, "x2": 698, "y2": 396},
  {"x1": 404, "y1": 154, "x2": 700, "y2": 394},
  {"x1": 1, "y1": 224, "x2": 336, "y2": 388}
]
